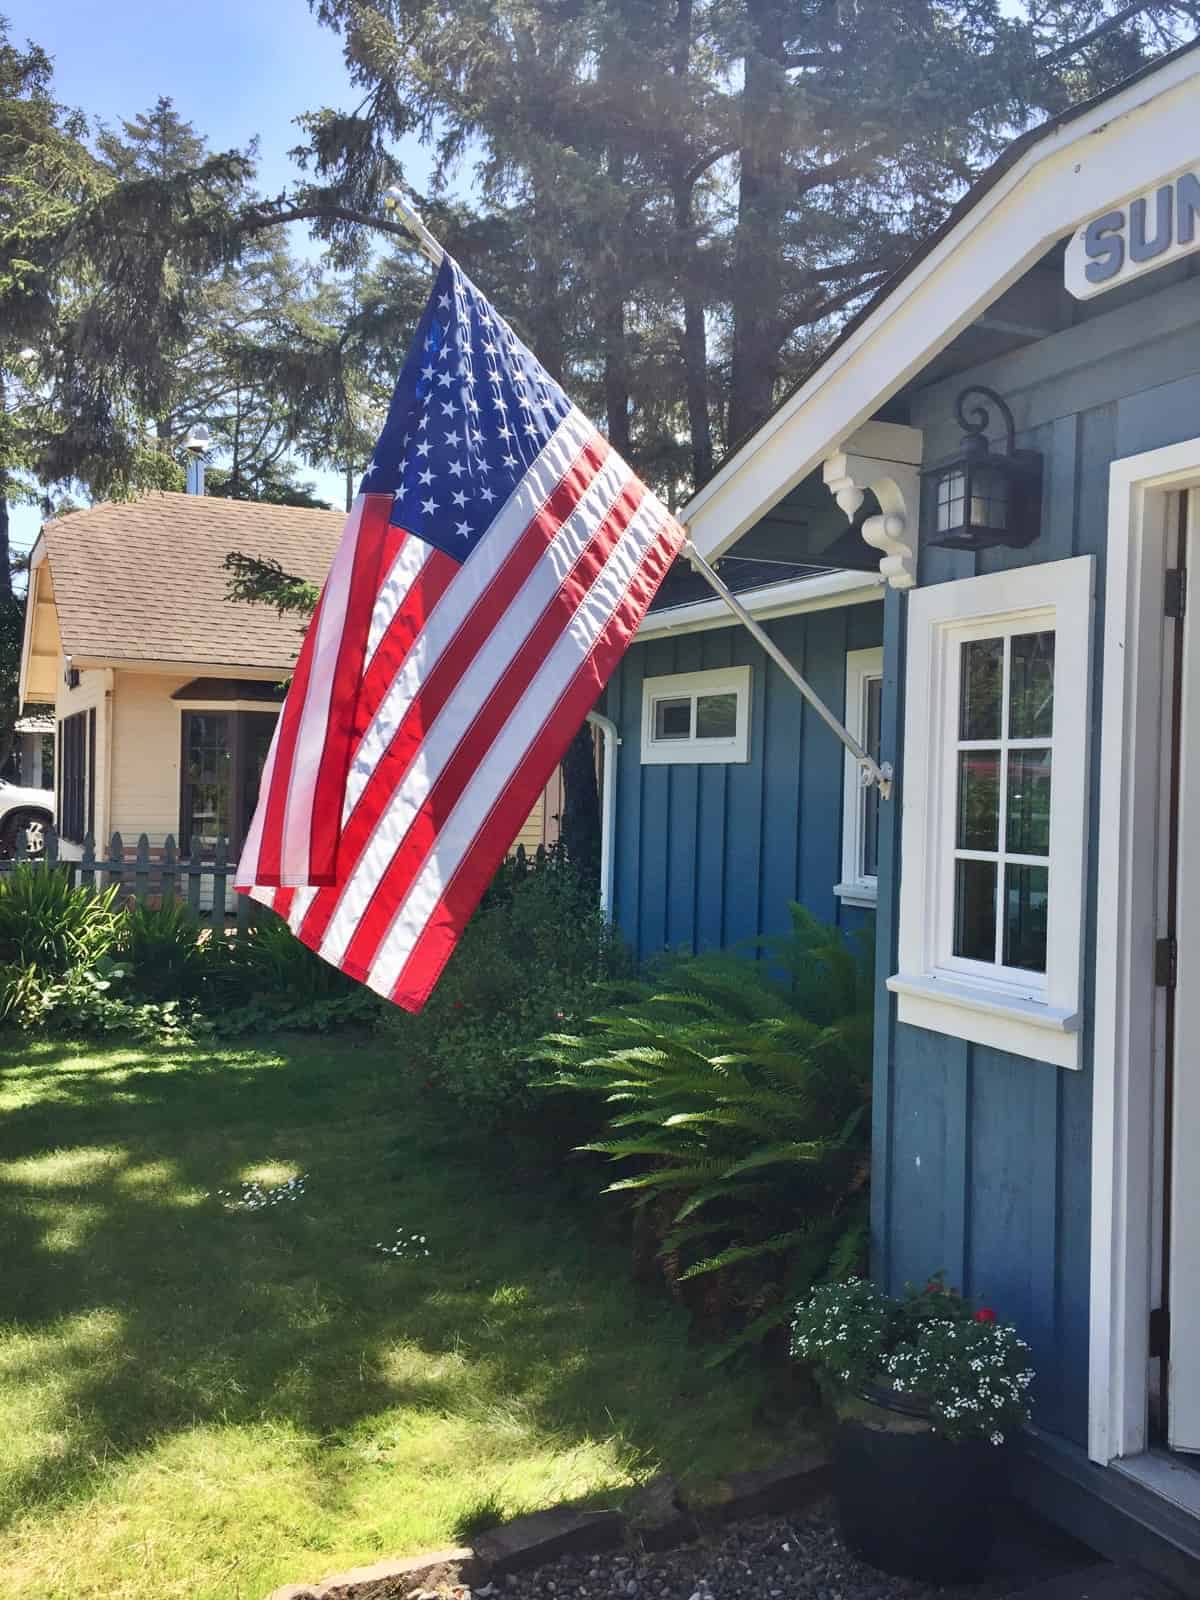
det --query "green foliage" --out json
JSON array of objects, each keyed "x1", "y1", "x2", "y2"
[
  {"x1": 204, "y1": 913, "x2": 385, "y2": 1033},
  {"x1": 0, "y1": 863, "x2": 119, "y2": 974},
  {"x1": 0, "y1": 957, "x2": 198, "y2": 1041},
  {"x1": 534, "y1": 906, "x2": 871, "y2": 1354},
  {"x1": 400, "y1": 852, "x2": 629, "y2": 1133},
  {"x1": 791, "y1": 1275, "x2": 1037, "y2": 1445},
  {"x1": 119, "y1": 897, "x2": 209, "y2": 1001}
]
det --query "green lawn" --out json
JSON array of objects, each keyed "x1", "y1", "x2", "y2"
[{"x1": 0, "y1": 1035, "x2": 795, "y2": 1600}]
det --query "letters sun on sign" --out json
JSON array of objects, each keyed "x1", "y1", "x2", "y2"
[{"x1": 1064, "y1": 169, "x2": 1200, "y2": 300}]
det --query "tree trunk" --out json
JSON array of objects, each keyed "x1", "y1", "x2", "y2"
[
  {"x1": 728, "y1": 0, "x2": 790, "y2": 444},
  {"x1": 0, "y1": 476, "x2": 13, "y2": 604},
  {"x1": 670, "y1": 0, "x2": 714, "y2": 488}
]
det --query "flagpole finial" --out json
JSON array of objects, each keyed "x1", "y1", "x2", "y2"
[{"x1": 382, "y1": 186, "x2": 445, "y2": 270}]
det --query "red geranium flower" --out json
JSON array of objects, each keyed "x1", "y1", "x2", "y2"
[{"x1": 974, "y1": 1307, "x2": 997, "y2": 1324}]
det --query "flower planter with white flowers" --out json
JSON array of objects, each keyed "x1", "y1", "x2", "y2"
[{"x1": 791, "y1": 1276, "x2": 1035, "y2": 1583}]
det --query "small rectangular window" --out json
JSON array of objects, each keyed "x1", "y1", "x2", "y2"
[
  {"x1": 837, "y1": 648, "x2": 884, "y2": 907},
  {"x1": 641, "y1": 666, "x2": 751, "y2": 765}
]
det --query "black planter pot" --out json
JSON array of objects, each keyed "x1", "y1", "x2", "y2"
[{"x1": 832, "y1": 1383, "x2": 1007, "y2": 1583}]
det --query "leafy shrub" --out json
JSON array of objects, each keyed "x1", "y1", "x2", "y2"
[
  {"x1": 400, "y1": 854, "x2": 629, "y2": 1134},
  {"x1": 534, "y1": 906, "x2": 872, "y2": 1359},
  {"x1": 204, "y1": 914, "x2": 385, "y2": 1032},
  {"x1": 120, "y1": 897, "x2": 210, "y2": 1000},
  {"x1": 0, "y1": 864, "x2": 119, "y2": 975},
  {"x1": 0, "y1": 956, "x2": 200, "y2": 1041}
]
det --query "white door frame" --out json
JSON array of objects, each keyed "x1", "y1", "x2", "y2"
[{"x1": 1090, "y1": 438, "x2": 1200, "y2": 1467}]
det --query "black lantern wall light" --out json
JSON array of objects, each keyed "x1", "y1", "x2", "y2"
[{"x1": 925, "y1": 385, "x2": 1043, "y2": 551}]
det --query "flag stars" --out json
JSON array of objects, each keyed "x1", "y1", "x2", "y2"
[
  {"x1": 416, "y1": 439, "x2": 432, "y2": 457},
  {"x1": 418, "y1": 467, "x2": 434, "y2": 486},
  {"x1": 421, "y1": 496, "x2": 438, "y2": 515},
  {"x1": 455, "y1": 519, "x2": 472, "y2": 539},
  {"x1": 436, "y1": 371, "x2": 453, "y2": 388},
  {"x1": 440, "y1": 399, "x2": 457, "y2": 417},
  {"x1": 452, "y1": 489, "x2": 468, "y2": 507},
  {"x1": 444, "y1": 430, "x2": 460, "y2": 447},
  {"x1": 448, "y1": 459, "x2": 466, "y2": 478},
  {"x1": 480, "y1": 485, "x2": 497, "y2": 504}
]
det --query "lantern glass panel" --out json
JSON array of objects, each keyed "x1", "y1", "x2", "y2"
[
  {"x1": 936, "y1": 467, "x2": 967, "y2": 535},
  {"x1": 968, "y1": 460, "x2": 1009, "y2": 532}
]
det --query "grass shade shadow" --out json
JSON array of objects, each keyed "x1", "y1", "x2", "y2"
[{"x1": 0, "y1": 1034, "x2": 805, "y2": 1600}]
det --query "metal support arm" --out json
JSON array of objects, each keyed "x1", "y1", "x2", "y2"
[{"x1": 683, "y1": 541, "x2": 893, "y2": 799}]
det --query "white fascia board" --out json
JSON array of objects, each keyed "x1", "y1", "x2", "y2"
[
  {"x1": 682, "y1": 50, "x2": 1200, "y2": 561},
  {"x1": 17, "y1": 536, "x2": 49, "y2": 710},
  {"x1": 635, "y1": 570, "x2": 883, "y2": 640}
]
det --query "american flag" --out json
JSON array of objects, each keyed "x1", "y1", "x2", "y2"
[{"x1": 236, "y1": 254, "x2": 685, "y2": 1011}]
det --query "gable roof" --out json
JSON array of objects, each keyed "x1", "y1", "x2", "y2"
[
  {"x1": 682, "y1": 38, "x2": 1200, "y2": 561},
  {"x1": 38, "y1": 492, "x2": 344, "y2": 672}
]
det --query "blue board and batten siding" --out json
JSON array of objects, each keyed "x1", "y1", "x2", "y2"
[
  {"x1": 605, "y1": 603, "x2": 882, "y2": 957},
  {"x1": 875, "y1": 262, "x2": 1200, "y2": 1448}
]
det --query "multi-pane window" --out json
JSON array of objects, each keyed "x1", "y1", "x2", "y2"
[
  {"x1": 641, "y1": 666, "x2": 751, "y2": 764},
  {"x1": 951, "y1": 630, "x2": 1054, "y2": 977},
  {"x1": 888, "y1": 555, "x2": 1092, "y2": 1070},
  {"x1": 180, "y1": 710, "x2": 278, "y2": 856},
  {"x1": 57, "y1": 708, "x2": 95, "y2": 844}
]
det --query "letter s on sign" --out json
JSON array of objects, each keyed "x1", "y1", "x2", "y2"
[{"x1": 1084, "y1": 209, "x2": 1125, "y2": 284}]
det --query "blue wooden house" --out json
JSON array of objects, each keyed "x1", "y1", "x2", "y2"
[{"x1": 600, "y1": 40, "x2": 1200, "y2": 1584}]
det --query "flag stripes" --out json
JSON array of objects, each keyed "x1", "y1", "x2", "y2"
[{"x1": 236, "y1": 254, "x2": 685, "y2": 1012}]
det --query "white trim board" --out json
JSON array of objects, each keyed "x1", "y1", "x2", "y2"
[
  {"x1": 635, "y1": 570, "x2": 883, "y2": 641},
  {"x1": 1090, "y1": 440, "x2": 1200, "y2": 1469},
  {"x1": 679, "y1": 51, "x2": 1200, "y2": 561}
]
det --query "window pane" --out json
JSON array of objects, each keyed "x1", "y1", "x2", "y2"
[
  {"x1": 957, "y1": 750, "x2": 1000, "y2": 851},
  {"x1": 1006, "y1": 748, "x2": 1052, "y2": 856},
  {"x1": 954, "y1": 858, "x2": 996, "y2": 962},
  {"x1": 240, "y1": 713, "x2": 279, "y2": 847},
  {"x1": 184, "y1": 713, "x2": 232, "y2": 849},
  {"x1": 862, "y1": 676, "x2": 883, "y2": 879},
  {"x1": 653, "y1": 697, "x2": 692, "y2": 740},
  {"x1": 1009, "y1": 630, "x2": 1055, "y2": 739},
  {"x1": 696, "y1": 692, "x2": 737, "y2": 740},
  {"x1": 1004, "y1": 863, "x2": 1049, "y2": 972},
  {"x1": 959, "y1": 638, "x2": 1003, "y2": 739}
]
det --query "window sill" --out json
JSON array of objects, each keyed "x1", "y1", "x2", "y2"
[
  {"x1": 886, "y1": 972, "x2": 1082, "y2": 1069},
  {"x1": 834, "y1": 880, "x2": 878, "y2": 909}
]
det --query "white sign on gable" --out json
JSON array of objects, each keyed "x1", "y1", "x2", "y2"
[{"x1": 1065, "y1": 166, "x2": 1200, "y2": 300}]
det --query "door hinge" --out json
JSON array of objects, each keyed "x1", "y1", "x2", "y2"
[
  {"x1": 1150, "y1": 1305, "x2": 1170, "y2": 1359},
  {"x1": 1155, "y1": 936, "x2": 1178, "y2": 989},
  {"x1": 1166, "y1": 567, "x2": 1187, "y2": 620}
]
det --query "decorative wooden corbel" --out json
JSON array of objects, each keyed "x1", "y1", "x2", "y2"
[{"x1": 822, "y1": 422, "x2": 923, "y2": 590}]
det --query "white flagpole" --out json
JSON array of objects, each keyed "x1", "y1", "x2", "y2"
[{"x1": 381, "y1": 187, "x2": 893, "y2": 800}]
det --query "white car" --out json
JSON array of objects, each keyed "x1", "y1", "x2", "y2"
[{"x1": 0, "y1": 780, "x2": 54, "y2": 858}]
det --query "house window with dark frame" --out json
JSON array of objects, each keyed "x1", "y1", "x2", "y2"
[
  {"x1": 57, "y1": 709, "x2": 95, "y2": 845},
  {"x1": 180, "y1": 710, "x2": 278, "y2": 857}
]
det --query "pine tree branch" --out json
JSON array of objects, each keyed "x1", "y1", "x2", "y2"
[{"x1": 1037, "y1": 2, "x2": 1182, "y2": 66}]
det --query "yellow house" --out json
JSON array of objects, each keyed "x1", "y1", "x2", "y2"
[{"x1": 19, "y1": 492, "x2": 562, "y2": 860}]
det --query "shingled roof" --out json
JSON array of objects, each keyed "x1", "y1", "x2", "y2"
[{"x1": 40, "y1": 492, "x2": 344, "y2": 672}]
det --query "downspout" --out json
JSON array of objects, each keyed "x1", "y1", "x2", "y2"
[{"x1": 586, "y1": 710, "x2": 620, "y2": 921}]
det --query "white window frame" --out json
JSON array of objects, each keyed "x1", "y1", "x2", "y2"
[
  {"x1": 836, "y1": 647, "x2": 884, "y2": 907},
  {"x1": 887, "y1": 556, "x2": 1094, "y2": 1069},
  {"x1": 640, "y1": 665, "x2": 751, "y2": 765}
]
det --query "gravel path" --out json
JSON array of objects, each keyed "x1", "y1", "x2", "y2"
[{"x1": 480, "y1": 1505, "x2": 1020, "y2": 1600}]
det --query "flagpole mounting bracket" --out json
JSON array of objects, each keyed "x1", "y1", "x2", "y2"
[
  {"x1": 682, "y1": 539, "x2": 894, "y2": 798},
  {"x1": 383, "y1": 187, "x2": 445, "y2": 269}
]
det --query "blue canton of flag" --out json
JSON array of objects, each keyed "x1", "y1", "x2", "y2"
[{"x1": 360, "y1": 257, "x2": 575, "y2": 563}]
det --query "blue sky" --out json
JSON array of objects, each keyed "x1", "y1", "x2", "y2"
[{"x1": 6, "y1": 0, "x2": 437, "y2": 549}]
